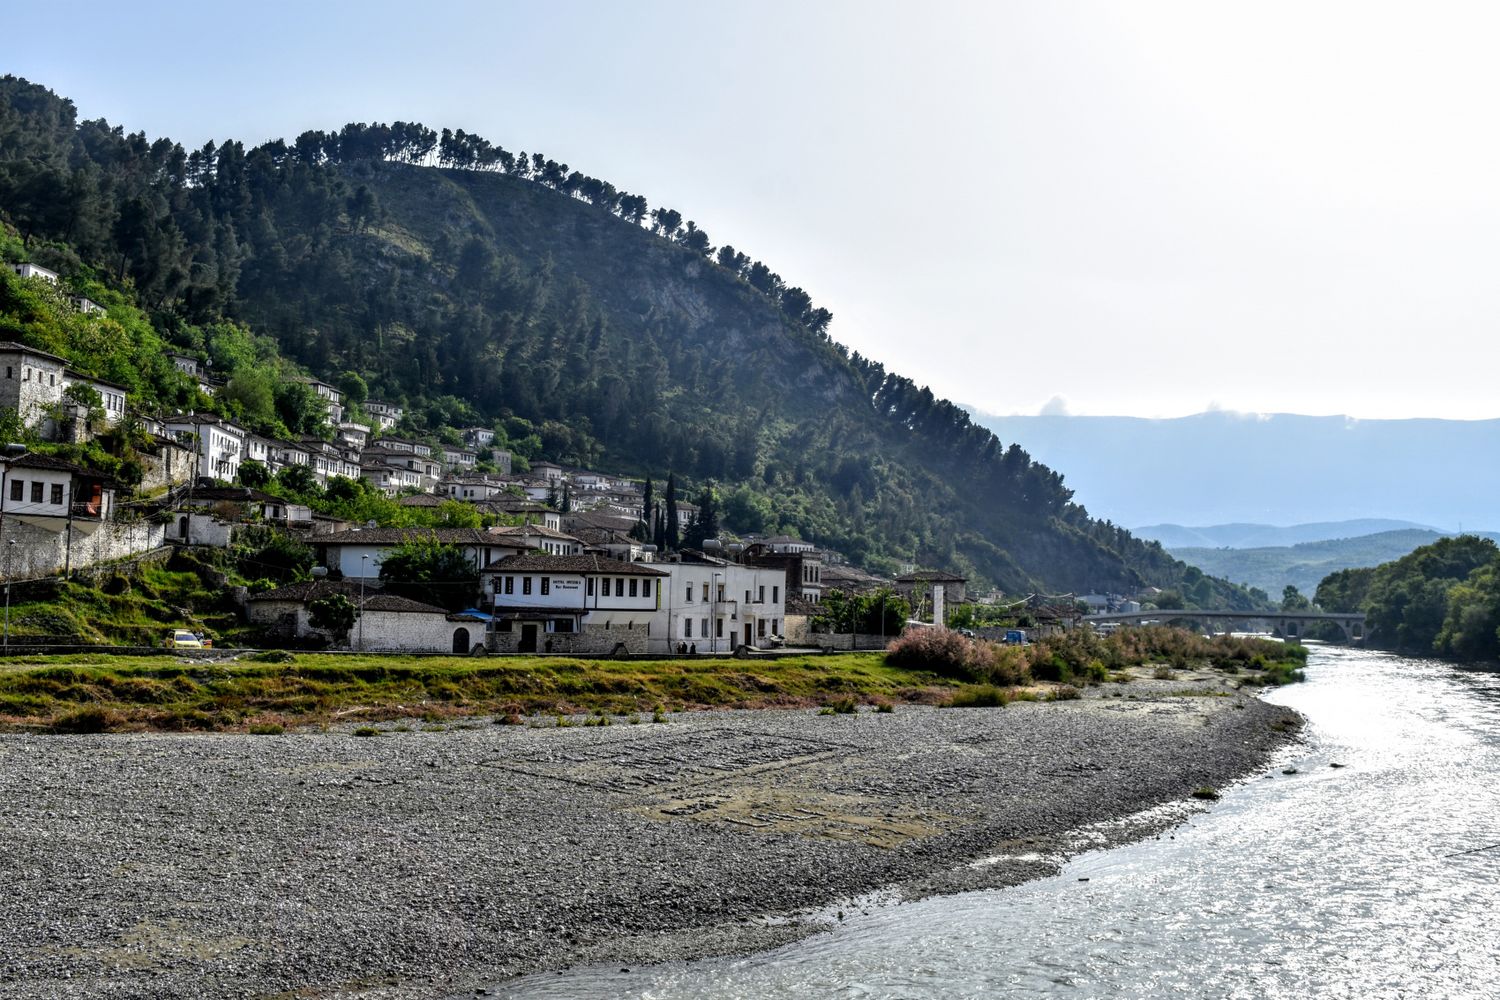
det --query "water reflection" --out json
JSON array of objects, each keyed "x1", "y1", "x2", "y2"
[{"x1": 504, "y1": 648, "x2": 1500, "y2": 999}]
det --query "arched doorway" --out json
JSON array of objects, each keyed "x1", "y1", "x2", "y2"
[
  {"x1": 178, "y1": 515, "x2": 189, "y2": 540},
  {"x1": 452, "y1": 627, "x2": 471, "y2": 654}
]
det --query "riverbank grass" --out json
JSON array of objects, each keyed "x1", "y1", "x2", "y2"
[{"x1": 0, "y1": 652, "x2": 956, "y2": 732}]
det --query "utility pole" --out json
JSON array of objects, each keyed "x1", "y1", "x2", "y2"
[
  {"x1": 4, "y1": 539, "x2": 16, "y2": 650},
  {"x1": 359, "y1": 554, "x2": 368, "y2": 652}
]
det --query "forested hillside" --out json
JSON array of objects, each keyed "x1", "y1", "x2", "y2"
[
  {"x1": 0, "y1": 75, "x2": 1263, "y2": 602},
  {"x1": 1316, "y1": 535, "x2": 1500, "y2": 661}
]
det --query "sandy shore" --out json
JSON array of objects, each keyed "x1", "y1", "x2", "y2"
[{"x1": 0, "y1": 673, "x2": 1301, "y2": 999}]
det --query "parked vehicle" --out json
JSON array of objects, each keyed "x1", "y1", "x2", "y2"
[
  {"x1": 164, "y1": 630, "x2": 202, "y2": 648},
  {"x1": 1003, "y1": 629, "x2": 1027, "y2": 645}
]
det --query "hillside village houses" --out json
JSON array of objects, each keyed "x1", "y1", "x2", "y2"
[{"x1": 0, "y1": 256, "x2": 984, "y2": 651}]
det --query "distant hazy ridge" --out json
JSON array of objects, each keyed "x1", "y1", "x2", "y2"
[{"x1": 969, "y1": 411, "x2": 1500, "y2": 530}]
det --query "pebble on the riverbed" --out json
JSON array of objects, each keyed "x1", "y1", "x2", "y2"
[{"x1": 0, "y1": 692, "x2": 1296, "y2": 1000}]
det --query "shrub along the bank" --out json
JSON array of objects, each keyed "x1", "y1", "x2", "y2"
[{"x1": 887, "y1": 625, "x2": 1304, "y2": 687}]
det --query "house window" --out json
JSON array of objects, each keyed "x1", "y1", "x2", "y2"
[
  {"x1": 702, "y1": 583, "x2": 709, "y2": 602},
  {"x1": 773, "y1": 618, "x2": 780, "y2": 633},
  {"x1": 3, "y1": 367, "x2": 9, "y2": 379},
  {"x1": 758, "y1": 620, "x2": 766, "y2": 637},
  {"x1": 587, "y1": 577, "x2": 595, "y2": 596},
  {"x1": 685, "y1": 619, "x2": 693, "y2": 638},
  {"x1": 554, "y1": 618, "x2": 574, "y2": 633},
  {"x1": 773, "y1": 585, "x2": 779, "y2": 604},
  {"x1": 745, "y1": 590, "x2": 751, "y2": 604},
  {"x1": 716, "y1": 618, "x2": 724, "y2": 638},
  {"x1": 540, "y1": 577, "x2": 550, "y2": 596},
  {"x1": 685, "y1": 585, "x2": 693, "y2": 603},
  {"x1": 615, "y1": 578, "x2": 624, "y2": 597},
  {"x1": 758, "y1": 586, "x2": 765, "y2": 603},
  {"x1": 49, "y1": 484, "x2": 62, "y2": 505},
  {"x1": 717, "y1": 584, "x2": 725, "y2": 602},
  {"x1": 30, "y1": 482, "x2": 42, "y2": 504},
  {"x1": 642, "y1": 579, "x2": 651, "y2": 598},
  {"x1": 522, "y1": 577, "x2": 532, "y2": 595},
  {"x1": 8, "y1": 480, "x2": 20, "y2": 501},
  {"x1": 49, "y1": 373, "x2": 55, "y2": 386},
  {"x1": 701, "y1": 618, "x2": 708, "y2": 638},
  {"x1": 629, "y1": 579, "x2": 638, "y2": 598}
]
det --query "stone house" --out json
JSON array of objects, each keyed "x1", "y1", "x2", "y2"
[
  {"x1": 246, "y1": 579, "x2": 480, "y2": 653},
  {"x1": 743, "y1": 543, "x2": 825, "y2": 604}
]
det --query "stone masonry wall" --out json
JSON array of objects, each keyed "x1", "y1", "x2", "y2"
[
  {"x1": 486, "y1": 622, "x2": 650, "y2": 655},
  {"x1": 0, "y1": 518, "x2": 167, "y2": 580}
]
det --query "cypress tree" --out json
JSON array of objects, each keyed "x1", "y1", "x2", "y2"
[{"x1": 665, "y1": 473, "x2": 680, "y2": 550}]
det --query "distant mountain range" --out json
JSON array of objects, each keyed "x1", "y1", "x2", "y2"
[
  {"x1": 967, "y1": 411, "x2": 1500, "y2": 530},
  {"x1": 1133, "y1": 520, "x2": 1438, "y2": 550},
  {"x1": 1140, "y1": 524, "x2": 1500, "y2": 598}
]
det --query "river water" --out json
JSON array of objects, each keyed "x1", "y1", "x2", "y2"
[{"x1": 503, "y1": 647, "x2": 1500, "y2": 999}]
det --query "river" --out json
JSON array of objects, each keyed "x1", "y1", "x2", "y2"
[{"x1": 502, "y1": 646, "x2": 1500, "y2": 999}]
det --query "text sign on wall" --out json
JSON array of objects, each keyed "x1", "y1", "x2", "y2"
[{"x1": 553, "y1": 579, "x2": 581, "y2": 591}]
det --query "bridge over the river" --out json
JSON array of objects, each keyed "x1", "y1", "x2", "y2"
[{"x1": 1082, "y1": 609, "x2": 1368, "y2": 642}]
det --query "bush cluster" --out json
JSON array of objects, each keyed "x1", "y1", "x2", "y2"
[{"x1": 885, "y1": 628, "x2": 1030, "y2": 686}]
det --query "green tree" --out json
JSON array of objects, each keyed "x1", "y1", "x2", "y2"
[
  {"x1": 237, "y1": 459, "x2": 270, "y2": 488},
  {"x1": 234, "y1": 526, "x2": 314, "y2": 584},
  {"x1": 337, "y1": 370, "x2": 369, "y2": 408},
  {"x1": 1281, "y1": 585, "x2": 1311, "y2": 611},
  {"x1": 378, "y1": 538, "x2": 479, "y2": 612},
  {"x1": 308, "y1": 593, "x2": 359, "y2": 647},
  {"x1": 1434, "y1": 563, "x2": 1500, "y2": 661},
  {"x1": 276, "y1": 463, "x2": 322, "y2": 500}
]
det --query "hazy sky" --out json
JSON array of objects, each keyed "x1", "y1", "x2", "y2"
[{"x1": 6, "y1": 1, "x2": 1499, "y2": 419}]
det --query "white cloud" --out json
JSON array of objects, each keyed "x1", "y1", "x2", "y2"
[{"x1": 1039, "y1": 395, "x2": 1071, "y2": 416}]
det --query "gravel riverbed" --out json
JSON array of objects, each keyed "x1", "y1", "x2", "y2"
[{"x1": 0, "y1": 677, "x2": 1300, "y2": 999}]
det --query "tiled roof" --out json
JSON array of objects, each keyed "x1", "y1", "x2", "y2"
[
  {"x1": 0, "y1": 340, "x2": 69, "y2": 364},
  {"x1": 896, "y1": 570, "x2": 968, "y2": 583},
  {"x1": 489, "y1": 524, "x2": 583, "y2": 542},
  {"x1": 308, "y1": 527, "x2": 498, "y2": 546},
  {"x1": 481, "y1": 553, "x2": 668, "y2": 576}
]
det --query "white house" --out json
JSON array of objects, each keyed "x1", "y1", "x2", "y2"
[
  {"x1": 361, "y1": 461, "x2": 421, "y2": 496},
  {"x1": 530, "y1": 462, "x2": 565, "y2": 482},
  {"x1": 461, "y1": 426, "x2": 495, "y2": 448},
  {"x1": 163, "y1": 414, "x2": 245, "y2": 482},
  {"x1": 309, "y1": 526, "x2": 535, "y2": 582},
  {"x1": 69, "y1": 295, "x2": 105, "y2": 316},
  {"x1": 8, "y1": 263, "x2": 58, "y2": 284},
  {"x1": 488, "y1": 523, "x2": 584, "y2": 556},
  {"x1": 363, "y1": 399, "x2": 403, "y2": 431},
  {"x1": 441, "y1": 446, "x2": 477, "y2": 470},
  {"x1": 0, "y1": 452, "x2": 115, "y2": 524},
  {"x1": 652, "y1": 555, "x2": 787, "y2": 653},
  {"x1": 335, "y1": 422, "x2": 369, "y2": 450},
  {"x1": 296, "y1": 377, "x2": 344, "y2": 424},
  {"x1": 480, "y1": 553, "x2": 668, "y2": 654}
]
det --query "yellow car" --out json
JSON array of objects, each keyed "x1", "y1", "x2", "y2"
[{"x1": 165, "y1": 630, "x2": 203, "y2": 649}]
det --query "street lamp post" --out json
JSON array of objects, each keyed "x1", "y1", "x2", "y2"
[{"x1": 359, "y1": 554, "x2": 368, "y2": 652}]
